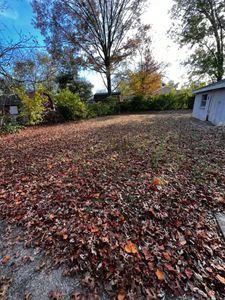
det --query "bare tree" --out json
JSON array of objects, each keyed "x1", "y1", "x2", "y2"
[
  {"x1": 13, "y1": 51, "x2": 58, "y2": 92},
  {"x1": 0, "y1": 1, "x2": 7, "y2": 11},
  {"x1": 0, "y1": 2, "x2": 43, "y2": 91},
  {"x1": 32, "y1": 0, "x2": 148, "y2": 95}
]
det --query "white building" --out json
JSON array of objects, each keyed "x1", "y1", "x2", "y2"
[{"x1": 193, "y1": 80, "x2": 225, "y2": 126}]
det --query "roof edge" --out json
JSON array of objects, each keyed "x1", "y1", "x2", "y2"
[{"x1": 193, "y1": 79, "x2": 225, "y2": 94}]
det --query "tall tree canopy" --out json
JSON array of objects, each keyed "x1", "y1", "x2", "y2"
[
  {"x1": 171, "y1": 0, "x2": 225, "y2": 82},
  {"x1": 32, "y1": 0, "x2": 147, "y2": 94}
]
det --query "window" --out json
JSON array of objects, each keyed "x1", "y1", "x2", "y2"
[{"x1": 200, "y1": 94, "x2": 208, "y2": 108}]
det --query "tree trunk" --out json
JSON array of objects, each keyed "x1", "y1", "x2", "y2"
[
  {"x1": 106, "y1": 67, "x2": 112, "y2": 95},
  {"x1": 216, "y1": 55, "x2": 224, "y2": 81}
]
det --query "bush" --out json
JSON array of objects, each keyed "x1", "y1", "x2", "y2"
[
  {"x1": 187, "y1": 96, "x2": 195, "y2": 109},
  {"x1": 119, "y1": 92, "x2": 193, "y2": 113},
  {"x1": 87, "y1": 97, "x2": 120, "y2": 117},
  {"x1": 16, "y1": 85, "x2": 47, "y2": 125},
  {"x1": 0, "y1": 123, "x2": 23, "y2": 134},
  {"x1": 119, "y1": 96, "x2": 150, "y2": 112},
  {"x1": 54, "y1": 89, "x2": 87, "y2": 121}
]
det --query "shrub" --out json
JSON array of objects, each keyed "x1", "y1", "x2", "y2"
[
  {"x1": 87, "y1": 102, "x2": 109, "y2": 117},
  {"x1": 125, "y1": 96, "x2": 150, "y2": 112},
  {"x1": 118, "y1": 92, "x2": 193, "y2": 113},
  {"x1": 16, "y1": 85, "x2": 47, "y2": 125},
  {"x1": 0, "y1": 123, "x2": 23, "y2": 134},
  {"x1": 87, "y1": 96, "x2": 120, "y2": 117},
  {"x1": 54, "y1": 89, "x2": 87, "y2": 121},
  {"x1": 106, "y1": 96, "x2": 120, "y2": 113},
  {"x1": 187, "y1": 96, "x2": 195, "y2": 109}
]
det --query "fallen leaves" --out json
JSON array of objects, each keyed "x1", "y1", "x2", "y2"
[
  {"x1": 142, "y1": 247, "x2": 153, "y2": 261},
  {"x1": 0, "y1": 114, "x2": 225, "y2": 299},
  {"x1": 124, "y1": 241, "x2": 138, "y2": 254},
  {"x1": 117, "y1": 291, "x2": 126, "y2": 300},
  {"x1": 162, "y1": 251, "x2": 172, "y2": 262},
  {"x1": 0, "y1": 277, "x2": 11, "y2": 300},
  {"x1": 216, "y1": 274, "x2": 225, "y2": 285},
  {"x1": 185, "y1": 268, "x2": 193, "y2": 279},
  {"x1": 2, "y1": 256, "x2": 10, "y2": 264},
  {"x1": 152, "y1": 177, "x2": 163, "y2": 185},
  {"x1": 90, "y1": 226, "x2": 99, "y2": 233},
  {"x1": 49, "y1": 289, "x2": 63, "y2": 300},
  {"x1": 57, "y1": 228, "x2": 68, "y2": 240},
  {"x1": 155, "y1": 269, "x2": 165, "y2": 281},
  {"x1": 49, "y1": 213, "x2": 55, "y2": 221},
  {"x1": 164, "y1": 263, "x2": 176, "y2": 273}
]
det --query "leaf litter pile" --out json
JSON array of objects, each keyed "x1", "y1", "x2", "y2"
[{"x1": 0, "y1": 113, "x2": 225, "y2": 299}]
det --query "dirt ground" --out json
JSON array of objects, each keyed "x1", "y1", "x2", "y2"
[{"x1": 0, "y1": 220, "x2": 84, "y2": 300}]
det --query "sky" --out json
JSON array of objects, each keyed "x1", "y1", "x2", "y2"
[{"x1": 0, "y1": 0, "x2": 189, "y2": 92}]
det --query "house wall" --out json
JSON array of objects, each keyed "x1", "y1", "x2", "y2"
[
  {"x1": 192, "y1": 94, "x2": 209, "y2": 121},
  {"x1": 193, "y1": 90, "x2": 225, "y2": 125},
  {"x1": 208, "y1": 90, "x2": 225, "y2": 125}
]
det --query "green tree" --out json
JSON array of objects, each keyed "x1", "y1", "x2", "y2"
[
  {"x1": 56, "y1": 74, "x2": 93, "y2": 101},
  {"x1": 171, "y1": 0, "x2": 225, "y2": 81},
  {"x1": 16, "y1": 85, "x2": 47, "y2": 125}
]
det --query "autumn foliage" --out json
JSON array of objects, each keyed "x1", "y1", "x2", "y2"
[{"x1": 121, "y1": 70, "x2": 161, "y2": 97}]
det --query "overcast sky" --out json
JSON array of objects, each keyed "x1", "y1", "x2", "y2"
[{"x1": 0, "y1": 0, "x2": 189, "y2": 92}]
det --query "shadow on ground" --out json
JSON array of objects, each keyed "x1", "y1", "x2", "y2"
[{"x1": 0, "y1": 220, "x2": 83, "y2": 300}]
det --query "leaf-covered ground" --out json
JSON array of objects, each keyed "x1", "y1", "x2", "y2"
[{"x1": 0, "y1": 112, "x2": 225, "y2": 299}]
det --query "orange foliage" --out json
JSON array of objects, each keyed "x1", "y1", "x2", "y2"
[{"x1": 128, "y1": 70, "x2": 161, "y2": 97}]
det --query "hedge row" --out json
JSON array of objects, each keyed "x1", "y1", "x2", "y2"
[
  {"x1": 1, "y1": 90, "x2": 194, "y2": 133},
  {"x1": 87, "y1": 93, "x2": 194, "y2": 117}
]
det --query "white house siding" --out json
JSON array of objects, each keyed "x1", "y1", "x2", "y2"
[
  {"x1": 193, "y1": 90, "x2": 225, "y2": 125},
  {"x1": 192, "y1": 94, "x2": 209, "y2": 121},
  {"x1": 9, "y1": 106, "x2": 18, "y2": 115}
]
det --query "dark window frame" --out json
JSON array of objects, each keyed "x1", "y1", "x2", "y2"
[{"x1": 200, "y1": 94, "x2": 208, "y2": 108}]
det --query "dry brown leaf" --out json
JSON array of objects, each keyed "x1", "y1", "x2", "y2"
[
  {"x1": 117, "y1": 291, "x2": 125, "y2": 300},
  {"x1": 124, "y1": 241, "x2": 138, "y2": 254},
  {"x1": 216, "y1": 274, "x2": 225, "y2": 285},
  {"x1": 142, "y1": 247, "x2": 153, "y2": 261},
  {"x1": 155, "y1": 269, "x2": 165, "y2": 281},
  {"x1": 49, "y1": 214, "x2": 55, "y2": 220},
  {"x1": 164, "y1": 263, "x2": 176, "y2": 272},
  {"x1": 2, "y1": 256, "x2": 10, "y2": 264},
  {"x1": 62, "y1": 234, "x2": 68, "y2": 240},
  {"x1": 91, "y1": 226, "x2": 99, "y2": 233},
  {"x1": 93, "y1": 193, "x2": 100, "y2": 199},
  {"x1": 185, "y1": 268, "x2": 193, "y2": 279},
  {"x1": 0, "y1": 277, "x2": 11, "y2": 300},
  {"x1": 152, "y1": 178, "x2": 161, "y2": 185},
  {"x1": 24, "y1": 291, "x2": 32, "y2": 300},
  {"x1": 49, "y1": 289, "x2": 63, "y2": 300},
  {"x1": 162, "y1": 251, "x2": 172, "y2": 261},
  {"x1": 57, "y1": 228, "x2": 67, "y2": 238},
  {"x1": 206, "y1": 289, "x2": 215, "y2": 298}
]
